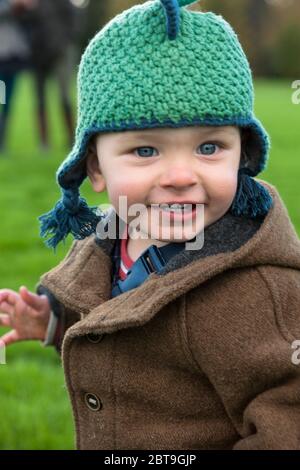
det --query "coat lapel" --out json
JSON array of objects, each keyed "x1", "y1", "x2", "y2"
[
  {"x1": 39, "y1": 181, "x2": 299, "y2": 338},
  {"x1": 61, "y1": 200, "x2": 266, "y2": 337}
]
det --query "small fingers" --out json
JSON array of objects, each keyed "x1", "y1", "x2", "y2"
[
  {"x1": 0, "y1": 301, "x2": 15, "y2": 316},
  {"x1": 0, "y1": 289, "x2": 19, "y2": 306},
  {"x1": 19, "y1": 286, "x2": 49, "y2": 312},
  {"x1": 0, "y1": 314, "x2": 12, "y2": 327},
  {"x1": 0, "y1": 329, "x2": 19, "y2": 346}
]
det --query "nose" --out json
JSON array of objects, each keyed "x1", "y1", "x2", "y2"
[{"x1": 159, "y1": 163, "x2": 198, "y2": 190}]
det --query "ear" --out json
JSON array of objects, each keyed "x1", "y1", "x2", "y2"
[
  {"x1": 240, "y1": 128, "x2": 252, "y2": 170},
  {"x1": 86, "y1": 140, "x2": 106, "y2": 193}
]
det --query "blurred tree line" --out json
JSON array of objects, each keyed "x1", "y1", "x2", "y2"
[{"x1": 80, "y1": 0, "x2": 300, "y2": 78}]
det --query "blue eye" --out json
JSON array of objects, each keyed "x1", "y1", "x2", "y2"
[
  {"x1": 134, "y1": 147, "x2": 158, "y2": 158},
  {"x1": 199, "y1": 143, "x2": 218, "y2": 155}
]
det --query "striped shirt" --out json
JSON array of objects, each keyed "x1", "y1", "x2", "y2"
[{"x1": 118, "y1": 224, "x2": 134, "y2": 280}]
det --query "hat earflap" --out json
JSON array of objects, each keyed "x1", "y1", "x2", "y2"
[
  {"x1": 230, "y1": 167, "x2": 273, "y2": 219},
  {"x1": 38, "y1": 186, "x2": 103, "y2": 250}
]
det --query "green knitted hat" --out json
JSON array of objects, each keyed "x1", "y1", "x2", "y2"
[{"x1": 39, "y1": 0, "x2": 273, "y2": 249}]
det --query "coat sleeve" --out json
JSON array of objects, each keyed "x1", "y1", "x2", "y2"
[
  {"x1": 186, "y1": 266, "x2": 300, "y2": 450},
  {"x1": 34, "y1": 239, "x2": 83, "y2": 355},
  {"x1": 36, "y1": 284, "x2": 81, "y2": 355}
]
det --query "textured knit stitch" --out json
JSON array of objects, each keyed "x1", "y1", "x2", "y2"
[
  {"x1": 59, "y1": 0, "x2": 268, "y2": 188},
  {"x1": 39, "y1": 0, "x2": 273, "y2": 248}
]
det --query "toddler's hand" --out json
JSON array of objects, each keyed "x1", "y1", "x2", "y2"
[{"x1": 0, "y1": 286, "x2": 51, "y2": 346}]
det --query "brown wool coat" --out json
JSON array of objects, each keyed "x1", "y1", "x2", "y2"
[{"x1": 36, "y1": 181, "x2": 300, "y2": 450}]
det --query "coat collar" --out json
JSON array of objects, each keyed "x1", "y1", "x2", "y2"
[{"x1": 39, "y1": 181, "x2": 300, "y2": 337}]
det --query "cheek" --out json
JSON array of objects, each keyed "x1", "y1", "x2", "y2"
[
  {"x1": 105, "y1": 173, "x2": 147, "y2": 208},
  {"x1": 206, "y1": 169, "x2": 238, "y2": 204}
]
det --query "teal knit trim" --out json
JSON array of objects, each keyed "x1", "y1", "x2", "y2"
[
  {"x1": 40, "y1": 113, "x2": 271, "y2": 249},
  {"x1": 75, "y1": 7, "x2": 254, "y2": 146},
  {"x1": 58, "y1": 115, "x2": 269, "y2": 188},
  {"x1": 39, "y1": 0, "x2": 273, "y2": 248}
]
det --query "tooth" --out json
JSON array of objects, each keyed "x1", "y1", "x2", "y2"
[
  {"x1": 159, "y1": 204, "x2": 169, "y2": 210},
  {"x1": 162, "y1": 205, "x2": 184, "y2": 212},
  {"x1": 155, "y1": 203, "x2": 195, "y2": 212}
]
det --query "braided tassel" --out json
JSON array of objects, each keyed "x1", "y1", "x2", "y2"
[
  {"x1": 160, "y1": 0, "x2": 199, "y2": 40},
  {"x1": 230, "y1": 168, "x2": 273, "y2": 218},
  {"x1": 38, "y1": 187, "x2": 103, "y2": 250}
]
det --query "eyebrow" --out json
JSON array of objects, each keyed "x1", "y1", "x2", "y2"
[{"x1": 117, "y1": 127, "x2": 237, "y2": 142}]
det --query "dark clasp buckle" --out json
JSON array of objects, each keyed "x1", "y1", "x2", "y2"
[
  {"x1": 111, "y1": 245, "x2": 166, "y2": 297},
  {"x1": 139, "y1": 245, "x2": 166, "y2": 273}
]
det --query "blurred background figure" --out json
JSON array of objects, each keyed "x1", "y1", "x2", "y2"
[
  {"x1": 1, "y1": 0, "x2": 300, "y2": 156},
  {"x1": 0, "y1": 0, "x2": 36, "y2": 153},
  {"x1": 20, "y1": 0, "x2": 81, "y2": 151}
]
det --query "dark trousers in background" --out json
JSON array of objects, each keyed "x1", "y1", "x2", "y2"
[{"x1": 0, "y1": 70, "x2": 18, "y2": 150}]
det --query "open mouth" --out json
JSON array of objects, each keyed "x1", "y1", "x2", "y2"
[{"x1": 150, "y1": 203, "x2": 196, "y2": 213}]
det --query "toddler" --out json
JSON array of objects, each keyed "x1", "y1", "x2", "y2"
[{"x1": 1, "y1": 0, "x2": 300, "y2": 450}]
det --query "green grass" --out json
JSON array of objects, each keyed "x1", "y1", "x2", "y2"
[
  {"x1": 0, "y1": 75, "x2": 299, "y2": 449},
  {"x1": 0, "y1": 73, "x2": 108, "y2": 450},
  {"x1": 254, "y1": 79, "x2": 300, "y2": 229}
]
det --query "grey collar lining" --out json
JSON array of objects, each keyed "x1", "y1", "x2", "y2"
[{"x1": 95, "y1": 209, "x2": 265, "y2": 275}]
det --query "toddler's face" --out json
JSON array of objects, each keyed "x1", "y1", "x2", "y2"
[{"x1": 87, "y1": 126, "x2": 241, "y2": 242}]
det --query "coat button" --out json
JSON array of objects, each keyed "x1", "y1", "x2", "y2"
[
  {"x1": 86, "y1": 333, "x2": 104, "y2": 343},
  {"x1": 84, "y1": 393, "x2": 102, "y2": 411}
]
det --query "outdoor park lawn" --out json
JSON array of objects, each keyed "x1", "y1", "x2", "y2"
[{"x1": 0, "y1": 75, "x2": 299, "y2": 449}]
